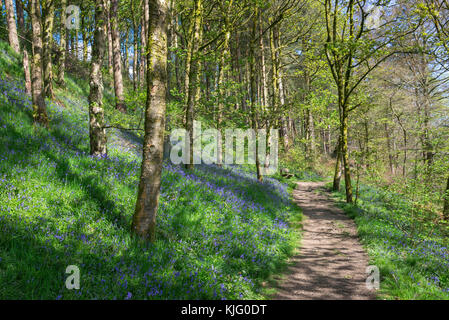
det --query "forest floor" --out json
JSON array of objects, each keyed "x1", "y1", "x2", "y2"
[{"x1": 272, "y1": 181, "x2": 377, "y2": 300}]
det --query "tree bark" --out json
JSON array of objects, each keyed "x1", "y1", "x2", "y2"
[
  {"x1": 107, "y1": 1, "x2": 114, "y2": 76},
  {"x1": 57, "y1": 0, "x2": 67, "y2": 86},
  {"x1": 139, "y1": 0, "x2": 150, "y2": 87},
  {"x1": 4, "y1": 0, "x2": 20, "y2": 53},
  {"x1": 16, "y1": 0, "x2": 31, "y2": 95},
  {"x1": 341, "y1": 110, "x2": 353, "y2": 203},
  {"x1": 110, "y1": 0, "x2": 126, "y2": 112},
  {"x1": 42, "y1": 0, "x2": 55, "y2": 99},
  {"x1": 443, "y1": 174, "x2": 449, "y2": 221},
  {"x1": 184, "y1": 0, "x2": 203, "y2": 170},
  {"x1": 250, "y1": 10, "x2": 262, "y2": 181},
  {"x1": 132, "y1": 0, "x2": 169, "y2": 241},
  {"x1": 333, "y1": 135, "x2": 342, "y2": 191},
  {"x1": 88, "y1": 1, "x2": 107, "y2": 157},
  {"x1": 30, "y1": 0, "x2": 48, "y2": 127}
]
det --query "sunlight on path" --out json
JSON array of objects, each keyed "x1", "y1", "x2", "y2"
[{"x1": 273, "y1": 182, "x2": 377, "y2": 300}]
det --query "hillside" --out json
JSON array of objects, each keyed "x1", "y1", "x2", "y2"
[{"x1": 0, "y1": 41, "x2": 301, "y2": 300}]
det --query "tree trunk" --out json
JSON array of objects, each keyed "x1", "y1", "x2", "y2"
[
  {"x1": 443, "y1": 174, "x2": 449, "y2": 221},
  {"x1": 42, "y1": 0, "x2": 55, "y2": 99},
  {"x1": 110, "y1": 0, "x2": 126, "y2": 112},
  {"x1": 88, "y1": 1, "x2": 107, "y2": 158},
  {"x1": 184, "y1": 0, "x2": 202, "y2": 170},
  {"x1": 333, "y1": 135, "x2": 342, "y2": 191},
  {"x1": 123, "y1": 28, "x2": 129, "y2": 77},
  {"x1": 131, "y1": 2, "x2": 138, "y2": 92},
  {"x1": 251, "y1": 10, "x2": 262, "y2": 181},
  {"x1": 57, "y1": 0, "x2": 67, "y2": 86},
  {"x1": 139, "y1": 0, "x2": 150, "y2": 87},
  {"x1": 30, "y1": 0, "x2": 48, "y2": 127},
  {"x1": 384, "y1": 122, "x2": 395, "y2": 175},
  {"x1": 4, "y1": 0, "x2": 20, "y2": 53},
  {"x1": 341, "y1": 110, "x2": 353, "y2": 203},
  {"x1": 132, "y1": 0, "x2": 169, "y2": 241},
  {"x1": 82, "y1": 14, "x2": 88, "y2": 62},
  {"x1": 16, "y1": 0, "x2": 31, "y2": 95},
  {"x1": 107, "y1": 1, "x2": 114, "y2": 76},
  {"x1": 216, "y1": 4, "x2": 232, "y2": 167}
]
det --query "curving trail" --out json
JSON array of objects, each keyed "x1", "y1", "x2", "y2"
[{"x1": 273, "y1": 181, "x2": 377, "y2": 300}]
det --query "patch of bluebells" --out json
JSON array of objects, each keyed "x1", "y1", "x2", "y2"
[
  {"x1": 351, "y1": 184, "x2": 449, "y2": 297},
  {"x1": 0, "y1": 73, "x2": 298, "y2": 300}
]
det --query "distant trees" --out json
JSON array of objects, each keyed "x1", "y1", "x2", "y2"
[
  {"x1": 2, "y1": 0, "x2": 448, "y2": 231},
  {"x1": 323, "y1": 0, "x2": 417, "y2": 203}
]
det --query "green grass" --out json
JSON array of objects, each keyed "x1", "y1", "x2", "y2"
[
  {"x1": 0, "y1": 40, "x2": 302, "y2": 300},
  {"x1": 329, "y1": 183, "x2": 449, "y2": 300}
]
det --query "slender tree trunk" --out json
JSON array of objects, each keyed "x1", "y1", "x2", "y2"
[
  {"x1": 216, "y1": 4, "x2": 232, "y2": 167},
  {"x1": 57, "y1": 0, "x2": 67, "y2": 86},
  {"x1": 110, "y1": 0, "x2": 126, "y2": 112},
  {"x1": 16, "y1": 0, "x2": 31, "y2": 95},
  {"x1": 139, "y1": 0, "x2": 149, "y2": 87},
  {"x1": 74, "y1": 29, "x2": 78, "y2": 59},
  {"x1": 341, "y1": 110, "x2": 353, "y2": 203},
  {"x1": 251, "y1": 10, "x2": 262, "y2": 181},
  {"x1": 123, "y1": 28, "x2": 129, "y2": 77},
  {"x1": 184, "y1": 0, "x2": 202, "y2": 170},
  {"x1": 42, "y1": 0, "x2": 55, "y2": 99},
  {"x1": 173, "y1": 14, "x2": 181, "y2": 93},
  {"x1": 385, "y1": 122, "x2": 395, "y2": 175},
  {"x1": 131, "y1": 0, "x2": 139, "y2": 92},
  {"x1": 30, "y1": 0, "x2": 48, "y2": 127},
  {"x1": 107, "y1": 1, "x2": 113, "y2": 76},
  {"x1": 132, "y1": 0, "x2": 169, "y2": 241},
  {"x1": 259, "y1": 14, "x2": 268, "y2": 108},
  {"x1": 88, "y1": 1, "x2": 107, "y2": 157},
  {"x1": 333, "y1": 135, "x2": 342, "y2": 191},
  {"x1": 4, "y1": 0, "x2": 20, "y2": 53},
  {"x1": 81, "y1": 5, "x2": 88, "y2": 62},
  {"x1": 443, "y1": 174, "x2": 449, "y2": 221}
]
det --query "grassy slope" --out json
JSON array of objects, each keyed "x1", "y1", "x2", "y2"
[
  {"x1": 0, "y1": 41, "x2": 302, "y2": 300},
  {"x1": 329, "y1": 183, "x2": 449, "y2": 300}
]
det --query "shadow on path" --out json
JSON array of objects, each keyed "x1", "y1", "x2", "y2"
[{"x1": 272, "y1": 182, "x2": 377, "y2": 300}]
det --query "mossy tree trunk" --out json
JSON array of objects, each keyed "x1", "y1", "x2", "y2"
[
  {"x1": 30, "y1": 0, "x2": 48, "y2": 128},
  {"x1": 57, "y1": 0, "x2": 67, "y2": 86},
  {"x1": 332, "y1": 135, "x2": 342, "y2": 191},
  {"x1": 42, "y1": 0, "x2": 55, "y2": 99},
  {"x1": 139, "y1": 0, "x2": 149, "y2": 87},
  {"x1": 443, "y1": 174, "x2": 449, "y2": 221},
  {"x1": 216, "y1": 0, "x2": 233, "y2": 167},
  {"x1": 341, "y1": 108, "x2": 353, "y2": 203},
  {"x1": 88, "y1": 0, "x2": 107, "y2": 158},
  {"x1": 4, "y1": 0, "x2": 20, "y2": 53},
  {"x1": 106, "y1": 0, "x2": 114, "y2": 77},
  {"x1": 132, "y1": 0, "x2": 169, "y2": 241},
  {"x1": 16, "y1": 0, "x2": 32, "y2": 95},
  {"x1": 250, "y1": 8, "x2": 263, "y2": 182},
  {"x1": 110, "y1": 0, "x2": 126, "y2": 112},
  {"x1": 184, "y1": 0, "x2": 203, "y2": 170}
]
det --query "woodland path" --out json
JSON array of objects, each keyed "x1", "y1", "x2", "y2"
[{"x1": 272, "y1": 181, "x2": 377, "y2": 300}]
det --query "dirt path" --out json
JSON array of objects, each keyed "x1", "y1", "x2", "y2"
[{"x1": 273, "y1": 181, "x2": 377, "y2": 300}]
